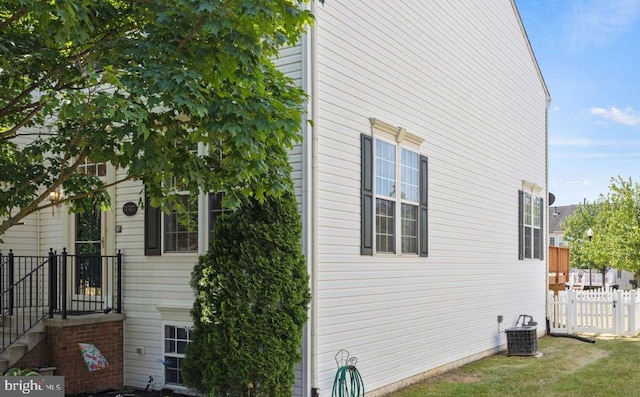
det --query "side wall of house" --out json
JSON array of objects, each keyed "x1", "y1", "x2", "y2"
[
  {"x1": 312, "y1": 1, "x2": 547, "y2": 394},
  {"x1": 119, "y1": 43, "x2": 307, "y2": 392}
]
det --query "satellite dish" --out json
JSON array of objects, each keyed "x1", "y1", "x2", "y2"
[{"x1": 548, "y1": 192, "x2": 556, "y2": 206}]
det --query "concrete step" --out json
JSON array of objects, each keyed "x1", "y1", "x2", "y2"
[
  {"x1": 0, "y1": 342, "x2": 27, "y2": 368},
  {"x1": 0, "y1": 311, "x2": 48, "y2": 333},
  {"x1": 0, "y1": 312, "x2": 48, "y2": 373},
  {"x1": 0, "y1": 358, "x2": 9, "y2": 374},
  {"x1": 0, "y1": 329, "x2": 47, "y2": 372}
]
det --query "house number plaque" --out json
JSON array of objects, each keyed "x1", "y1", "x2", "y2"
[{"x1": 123, "y1": 202, "x2": 138, "y2": 216}]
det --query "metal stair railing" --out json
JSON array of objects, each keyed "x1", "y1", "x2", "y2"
[
  {"x1": 0, "y1": 248, "x2": 123, "y2": 353},
  {"x1": 0, "y1": 249, "x2": 52, "y2": 352}
]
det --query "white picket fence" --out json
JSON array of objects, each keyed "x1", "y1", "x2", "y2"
[{"x1": 548, "y1": 289, "x2": 640, "y2": 336}]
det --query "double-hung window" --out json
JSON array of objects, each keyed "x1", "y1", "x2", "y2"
[
  {"x1": 518, "y1": 188, "x2": 544, "y2": 260},
  {"x1": 163, "y1": 323, "x2": 192, "y2": 386},
  {"x1": 145, "y1": 191, "x2": 229, "y2": 255},
  {"x1": 164, "y1": 143, "x2": 199, "y2": 253},
  {"x1": 361, "y1": 119, "x2": 428, "y2": 256},
  {"x1": 77, "y1": 157, "x2": 107, "y2": 177},
  {"x1": 164, "y1": 193, "x2": 199, "y2": 253},
  {"x1": 144, "y1": 144, "x2": 228, "y2": 255},
  {"x1": 208, "y1": 192, "x2": 230, "y2": 237}
]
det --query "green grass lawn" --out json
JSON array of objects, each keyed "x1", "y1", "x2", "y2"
[{"x1": 386, "y1": 335, "x2": 640, "y2": 397}]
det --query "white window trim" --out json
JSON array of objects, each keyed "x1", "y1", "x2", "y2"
[
  {"x1": 162, "y1": 321, "x2": 194, "y2": 389},
  {"x1": 370, "y1": 118, "x2": 424, "y2": 148},
  {"x1": 523, "y1": 191, "x2": 542, "y2": 259},
  {"x1": 521, "y1": 180, "x2": 544, "y2": 194},
  {"x1": 162, "y1": 193, "x2": 200, "y2": 254},
  {"x1": 161, "y1": 144, "x2": 208, "y2": 255},
  {"x1": 371, "y1": 119, "x2": 424, "y2": 255}
]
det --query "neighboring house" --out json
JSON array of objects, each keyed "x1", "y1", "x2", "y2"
[
  {"x1": 1, "y1": 1, "x2": 550, "y2": 396},
  {"x1": 548, "y1": 204, "x2": 578, "y2": 247}
]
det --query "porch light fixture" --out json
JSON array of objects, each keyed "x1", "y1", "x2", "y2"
[
  {"x1": 48, "y1": 189, "x2": 62, "y2": 216},
  {"x1": 586, "y1": 228, "x2": 593, "y2": 241}
]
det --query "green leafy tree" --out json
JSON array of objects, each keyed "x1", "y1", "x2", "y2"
[
  {"x1": 563, "y1": 177, "x2": 640, "y2": 286},
  {"x1": 604, "y1": 177, "x2": 640, "y2": 281},
  {"x1": 183, "y1": 186, "x2": 310, "y2": 396},
  {"x1": 0, "y1": 0, "x2": 321, "y2": 236},
  {"x1": 563, "y1": 199, "x2": 614, "y2": 287}
]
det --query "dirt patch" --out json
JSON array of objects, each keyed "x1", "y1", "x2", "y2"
[
  {"x1": 71, "y1": 388, "x2": 191, "y2": 397},
  {"x1": 440, "y1": 373, "x2": 481, "y2": 384}
]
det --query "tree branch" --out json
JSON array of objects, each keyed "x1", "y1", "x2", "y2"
[
  {"x1": 0, "y1": 102, "x2": 45, "y2": 139},
  {"x1": 0, "y1": 164, "x2": 136, "y2": 237},
  {"x1": 54, "y1": 175, "x2": 137, "y2": 208},
  {"x1": 178, "y1": 15, "x2": 207, "y2": 50},
  {"x1": 0, "y1": 6, "x2": 29, "y2": 32},
  {"x1": 0, "y1": 78, "x2": 44, "y2": 119},
  {"x1": 0, "y1": 101, "x2": 40, "y2": 120}
]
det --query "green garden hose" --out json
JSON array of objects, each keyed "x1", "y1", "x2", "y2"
[{"x1": 331, "y1": 364, "x2": 365, "y2": 397}]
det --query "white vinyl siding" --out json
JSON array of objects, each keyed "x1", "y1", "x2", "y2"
[
  {"x1": 116, "y1": 169, "x2": 198, "y2": 390},
  {"x1": 312, "y1": 0, "x2": 547, "y2": 394},
  {"x1": 0, "y1": 128, "x2": 63, "y2": 256},
  {"x1": 274, "y1": 43, "x2": 306, "y2": 397}
]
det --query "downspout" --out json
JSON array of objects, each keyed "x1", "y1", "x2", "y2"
[
  {"x1": 544, "y1": 95, "x2": 551, "y2": 326},
  {"x1": 304, "y1": 1, "x2": 319, "y2": 395},
  {"x1": 310, "y1": 1, "x2": 319, "y2": 393}
]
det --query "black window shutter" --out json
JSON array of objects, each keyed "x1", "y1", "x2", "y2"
[
  {"x1": 518, "y1": 190, "x2": 524, "y2": 260},
  {"x1": 419, "y1": 155, "x2": 429, "y2": 257},
  {"x1": 208, "y1": 192, "x2": 223, "y2": 235},
  {"x1": 144, "y1": 193, "x2": 162, "y2": 256},
  {"x1": 539, "y1": 196, "x2": 544, "y2": 260},
  {"x1": 361, "y1": 134, "x2": 373, "y2": 255}
]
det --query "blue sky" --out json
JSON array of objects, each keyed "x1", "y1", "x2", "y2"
[{"x1": 515, "y1": 0, "x2": 640, "y2": 206}]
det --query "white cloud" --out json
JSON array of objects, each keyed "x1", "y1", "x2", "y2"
[
  {"x1": 564, "y1": 179, "x2": 591, "y2": 188},
  {"x1": 565, "y1": 0, "x2": 640, "y2": 48},
  {"x1": 589, "y1": 106, "x2": 640, "y2": 126}
]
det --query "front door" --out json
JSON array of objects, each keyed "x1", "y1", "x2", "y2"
[
  {"x1": 68, "y1": 158, "x2": 117, "y2": 312},
  {"x1": 75, "y1": 207, "x2": 103, "y2": 297}
]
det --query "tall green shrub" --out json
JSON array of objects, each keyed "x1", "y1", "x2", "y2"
[{"x1": 183, "y1": 190, "x2": 310, "y2": 396}]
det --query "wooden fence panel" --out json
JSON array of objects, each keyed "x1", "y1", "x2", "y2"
[{"x1": 549, "y1": 246, "x2": 570, "y2": 286}]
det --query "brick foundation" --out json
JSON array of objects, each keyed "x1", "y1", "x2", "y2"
[{"x1": 45, "y1": 314, "x2": 125, "y2": 395}]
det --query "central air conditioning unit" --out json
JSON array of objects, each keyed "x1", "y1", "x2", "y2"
[{"x1": 505, "y1": 314, "x2": 538, "y2": 356}]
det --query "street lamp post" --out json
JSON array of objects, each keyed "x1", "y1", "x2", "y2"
[{"x1": 587, "y1": 228, "x2": 593, "y2": 289}]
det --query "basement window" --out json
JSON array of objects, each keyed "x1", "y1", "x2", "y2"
[{"x1": 163, "y1": 323, "x2": 193, "y2": 386}]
